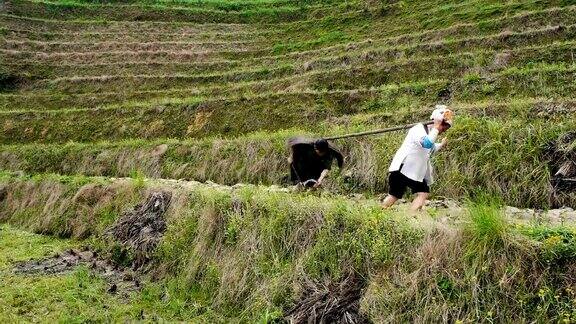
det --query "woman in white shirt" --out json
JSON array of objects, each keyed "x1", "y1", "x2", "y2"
[{"x1": 382, "y1": 105, "x2": 454, "y2": 211}]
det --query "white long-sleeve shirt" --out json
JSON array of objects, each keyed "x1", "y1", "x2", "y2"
[{"x1": 388, "y1": 123, "x2": 442, "y2": 184}]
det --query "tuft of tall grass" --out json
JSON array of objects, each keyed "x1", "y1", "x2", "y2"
[{"x1": 464, "y1": 197, "x2": 508, "y2": 247}]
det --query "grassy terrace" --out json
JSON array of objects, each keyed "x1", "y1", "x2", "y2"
[
  {"x1": 1, "y1": 0, "x2": 576, "y2": 321},
  {"x1": 0, "y1": 173, "x2": 575, "y2": 321},
  {"x1": 3, "y1": 5, "x2": 575, "y2": 58},
  {"x1": 0, "y1": 37, "x2": 573, "y2": 110},
  {"x1": 4, "y1": 0, "x2": 367, "y2": 23},
  {"x1": 0, "y1": 64, "x2": 574, "y2": 145},
  {"x1": 6, "y1": 25, "x2": 576, "y2": 85},
  {"x1": 0, "y1": 111, "x2": 574, "y2": 208},
  {"x1": 0, "y1": 0, "x2": 575, "y2": 210}
]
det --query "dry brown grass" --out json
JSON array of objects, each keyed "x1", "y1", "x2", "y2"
[
  {"x1": 2, "y1": 39, "x2": 257, "y2": 52},
  {"x1": 0, "y1": 177, "x2": 140, "y2": 238}
]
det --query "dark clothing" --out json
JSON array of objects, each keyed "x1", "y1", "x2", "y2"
[
  {"x1": 388, "y1": 170, "x2": 429, "y2": 198},
  {"x1": 288, "y1": 137, "x2": 344, "y2": 184}
]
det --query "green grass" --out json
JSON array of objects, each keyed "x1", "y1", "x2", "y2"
[
  {"x1": 0, "y1": 175, "x2": 575, "y2": 322},
  {"x1": 465, "y1": 197, "x2": 508, "y2": 247},
  {"x1": 1, "y1": 0, "x2": 576, "y2": 320},
  {"x1": 0, "y1": 225, "x2": 223, "y2": 322},
  {"x1": 519, "y1": 225, "x2": 576, "y2": 265},
  {"x1": 0, "y1": 108, "x2": 574, "y2": 207},
  {"x1": 0, "y1": 224, "x2": 77, "y2": 267}
]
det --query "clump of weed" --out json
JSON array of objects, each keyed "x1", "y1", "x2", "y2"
[
  {"x1": 464, "y1": 197, "x2": 508, "y2": 249},
  {"x1": 519, "y1": 225, "x2": 576, "y2": 266},
  {"x1": 130, "y1": 169, "x2": 146, "y2": 190}
]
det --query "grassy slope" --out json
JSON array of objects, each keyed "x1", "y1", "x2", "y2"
[
  {"x1": 3, "y1": 0, "x2": 350, "y2": 23},
  {"x1": 0, "y1": 174, "x2": 575, "y2": 322},
  {"x1": 0, "y1": 63, "x2": 575, "y2": 144},
  {"x1": 1, "y1": 0, "x2": 576, "y2": 319},
  {"x1": 0, "y1": 224, "x2": 222, "y2": 322},
  {"x1": 0, "y1": 113, "x2": 574, "y2": 208}
]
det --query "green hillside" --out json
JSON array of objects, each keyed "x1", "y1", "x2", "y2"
[
  {"x1": 1, "y1": 0, "x2": 575, "y2": 207},
  {"x1": 1, "y1": 0, "x2": 575, "y2": 322}
]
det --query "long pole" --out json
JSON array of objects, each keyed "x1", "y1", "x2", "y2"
[{"x1": 324, "y1": 121, "x2": 434, "y2": 140}]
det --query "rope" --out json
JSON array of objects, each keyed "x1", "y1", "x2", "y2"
[{"x1": 324, "y1": 121, "x2": 434, "y2": 141}]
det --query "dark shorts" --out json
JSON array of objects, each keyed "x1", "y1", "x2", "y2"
[{"x1": 388, "y1": 170, "x2": 430, "y2": 199}]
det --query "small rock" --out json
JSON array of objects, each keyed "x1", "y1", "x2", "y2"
[
  {"x1": 79, "y1": 251, "x2": 94, "y2": 260},
  {"x1": 122, "y1": 272, "x2": 134, "y2": 281},
  {"x1": 426, "y1": 200, "x2": 448, "y2": 209},
  {"x1": 505, "y1": 206, "x2": 536, "y2": 220},
  {"x1": 505, "y1": 206, "x2": 522, "y2": 215},
  {"x1": 152, "y1": 144, "x2": 168, "y2": 156}
]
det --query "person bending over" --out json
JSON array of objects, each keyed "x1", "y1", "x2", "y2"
[
  {"x1": 382, "y1": 105, "x2": 454, "y2": 211},
  {"x1": 288, "y1": 138, "x2": 344, "y2": 188}
]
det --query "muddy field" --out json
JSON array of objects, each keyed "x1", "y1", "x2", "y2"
[
  {"x1": 14, "y1": 248, "x2": 141, "y2": 297},
  {"x1": 13, "y1": 191, "x2": 173, "y2": 299}
]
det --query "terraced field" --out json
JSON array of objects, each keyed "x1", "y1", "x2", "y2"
[
  {"x1": 1, "y1": 0, "x2": 576, "y2": 321},
  {"x1": 0, "y1": 0, "x2": 574, "y2": 210}
]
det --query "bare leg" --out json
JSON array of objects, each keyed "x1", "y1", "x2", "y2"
[
  {"x1": 410, "y1": 192, "x2": 429, "y2": 211},
  {"x1": 382, "y1": 195, "x2": 399, "y2": 208}
]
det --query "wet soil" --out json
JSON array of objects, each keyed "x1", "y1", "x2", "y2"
[
  {"x1": 14, "y1": 248, "x2": 141, "y2": 298},
  {"x1": 13, "y1": 191, "x2": 173, "y2": 298}
]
